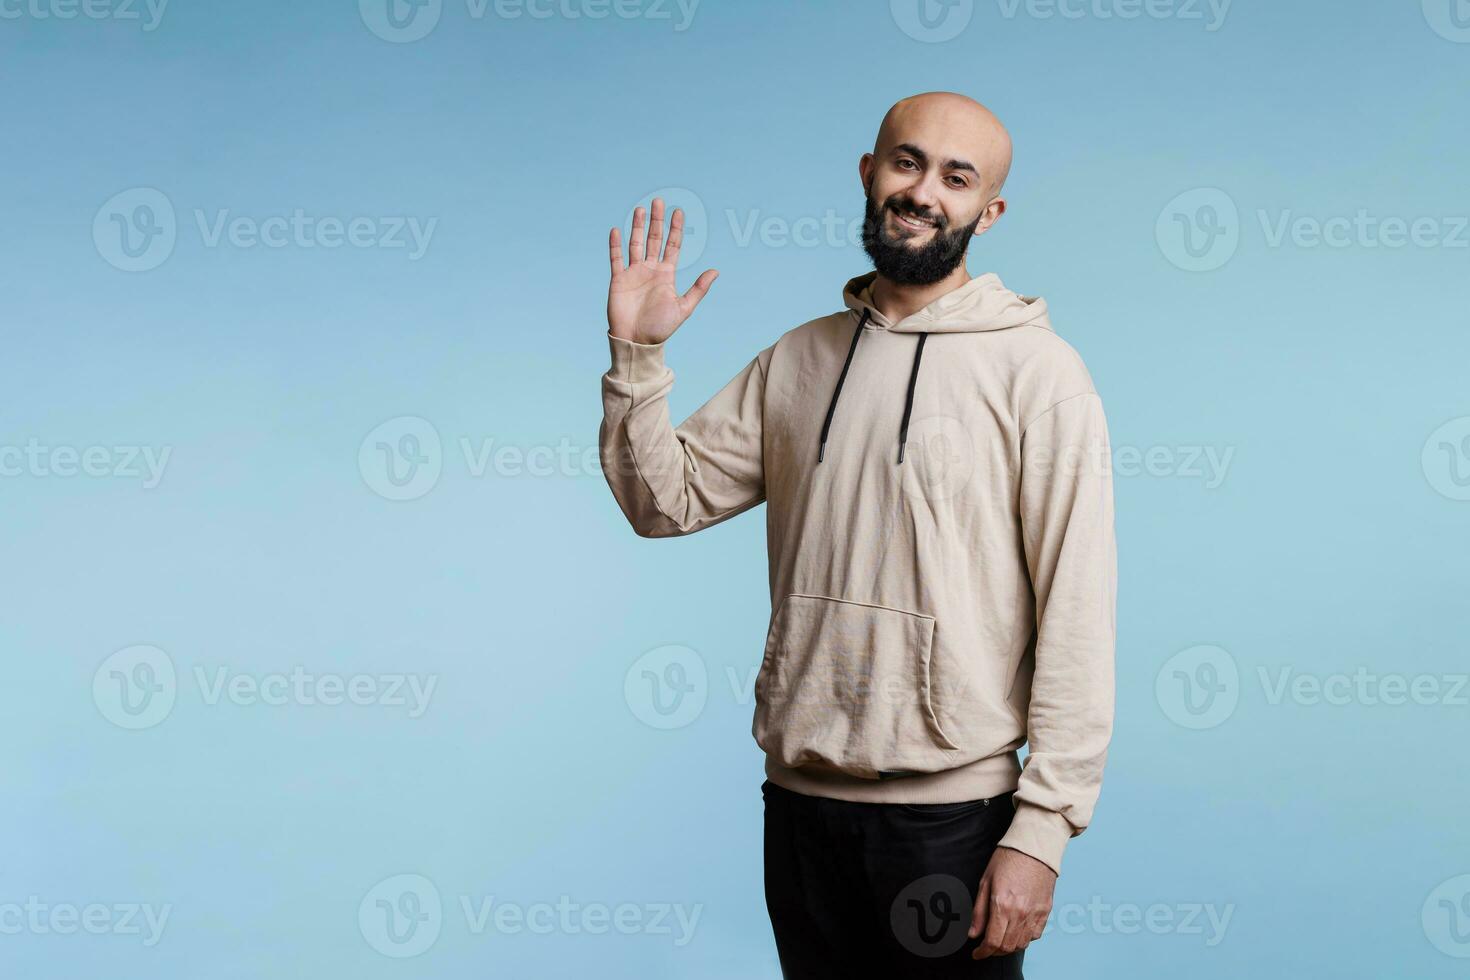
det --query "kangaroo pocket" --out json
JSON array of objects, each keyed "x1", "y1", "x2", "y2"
[{"x1": 752, "y1": 593, "x2": 961, "y2": 779}]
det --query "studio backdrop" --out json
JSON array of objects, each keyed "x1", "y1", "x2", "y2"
[{"x1": 4, "y1": 1, "x2": 1467, "y2": 977}]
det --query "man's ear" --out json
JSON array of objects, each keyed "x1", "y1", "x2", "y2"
[
  {"x1": 858, "y1": 153, "x2": 873, "y2": 191},
  {"x1": 974, "y1": 196, "x2": 1006, "y2": 236}
]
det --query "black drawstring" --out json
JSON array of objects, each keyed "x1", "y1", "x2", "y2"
[
  {"x1": 816, "y1": 308, "x2": 930, "y2": 465},
  {"x1": 897, "y1": 332, "x2": 928, "y2": 464},
  {"x1": 818, "y1": 308, "x2": 869, "y2": 463}
]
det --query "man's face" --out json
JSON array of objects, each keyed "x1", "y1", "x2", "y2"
[
  {"x1": 860, "y1": 175, "x2": 984, "y2": 285},
  {"x1": 858, "y1": 110, "x2": 1005, "y2": 285}
]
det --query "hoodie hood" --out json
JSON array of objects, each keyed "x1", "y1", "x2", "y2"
[
  {"x1": 841, "y1": 269, "x2": 1053, "y2": 334},
  {"x1": 819, "y1": 270, "x2": 1053, "y2": 465}
]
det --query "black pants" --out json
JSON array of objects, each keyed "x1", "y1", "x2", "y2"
[{"x1": 763, "y1": 779, "x2": 1025, "y2": 979}]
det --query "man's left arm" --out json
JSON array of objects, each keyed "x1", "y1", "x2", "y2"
[{"x1": 971, "y1": 388, "x2": 1118, "y2": 958}]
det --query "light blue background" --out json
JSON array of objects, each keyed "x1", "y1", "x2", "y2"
[{"x1": 3, "y1": 0, "x2": 1468, "y2": 976}]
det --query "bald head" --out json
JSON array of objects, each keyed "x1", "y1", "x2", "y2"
[
  {"x1": 872, "y1": 92, "x2": 1012, "y2": 200},
  {"x1": 858, "y1": 92, "x2": 1012, "y2": 286}
]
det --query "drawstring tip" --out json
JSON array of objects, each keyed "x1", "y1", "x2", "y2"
[
  {"x1": 897, "y1": 442, "x2": 906, "y2": 464},
  {"x1": 817, "y1": 443, "x2": 826, "y2": 464}
]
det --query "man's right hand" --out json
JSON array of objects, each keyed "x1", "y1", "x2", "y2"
[{"x1": 607, "y1": 196, "x2": 718, "y2": 345}]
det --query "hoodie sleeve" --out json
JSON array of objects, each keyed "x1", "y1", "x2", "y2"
[
  {"x1": 998, "y1": 390, "x2": 1118, "y2": 876},
  {"x1": 599, "y1": 331, "x2": 769, "y2": 537}
]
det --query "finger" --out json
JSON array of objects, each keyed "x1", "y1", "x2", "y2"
[
  {"x1": 975, "y1": 896, "x2": 1009, "y2": 959},
  {"x1": 609, "y1": 226, "x2": 624, "y2": 278},
  {"x1": 677, "y1": 268, "x2": 718, "y2": 318},
  {"x1": 647, "y1": 197, "x2": 665, "y2": 264},
  {"x1": 998, "y1": 909, "x2": 1030, "y2": 956},
  {"x1": 629, "y1": 206, "x2": 646, "y2": 264},
  {"x1": 663, "y1": 207, "x2": 684, "y2": 267}
]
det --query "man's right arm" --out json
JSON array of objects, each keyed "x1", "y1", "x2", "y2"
[
  {"x1": 599, "y1": 333, "x2": 770, "y2": 537},
  {"x1": 598, "y1": 195, "x2": 768, "y2": 537}
]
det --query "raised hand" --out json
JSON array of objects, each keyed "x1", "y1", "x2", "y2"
[{"x1": 607, "y1": 196, "x2": 718, "y2": 346}]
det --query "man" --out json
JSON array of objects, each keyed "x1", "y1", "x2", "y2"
[{"x1": 599, "y1": 92, "x2": 1116, "y2": 978}]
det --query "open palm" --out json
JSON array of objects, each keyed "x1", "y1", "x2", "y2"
[{"x1": 607, "y1": 196, "x2": 718, "y2": 345}]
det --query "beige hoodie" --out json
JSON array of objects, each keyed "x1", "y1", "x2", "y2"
[{"x1": 599, "y1": 269, "x2": 1116, "y2": 875}]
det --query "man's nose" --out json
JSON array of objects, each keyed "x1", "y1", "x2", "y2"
[{"x1": 904, "y1": 174, "x2": 943, "y2": 213}]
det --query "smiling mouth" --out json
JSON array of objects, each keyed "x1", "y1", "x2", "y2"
[{"x1": 891, "y1": 209, "x2": 939, "y2": 232}]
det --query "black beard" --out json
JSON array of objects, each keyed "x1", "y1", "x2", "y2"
[{"x1": 860, "y1": 189, "x2": 981, "y2": 285}]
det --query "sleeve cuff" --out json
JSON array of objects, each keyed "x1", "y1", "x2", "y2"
[
  {"x1": 607, "y1": 331, "x2": 669, "y2": 385},
  {"x1": 997, "y1": 801, "x2": 1076, "y2": 877}
]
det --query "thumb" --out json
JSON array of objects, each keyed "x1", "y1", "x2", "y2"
[
  {"x1": 968, "y1": 874, "x2": 991, "y2": 940},
  {"x1": 678, "y1": 268, "x2": 718, "y2": 318}
]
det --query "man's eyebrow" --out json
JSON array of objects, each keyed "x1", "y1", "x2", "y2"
[{"x1": 893, "y1": 142, "x2": 978, "y2": 177}]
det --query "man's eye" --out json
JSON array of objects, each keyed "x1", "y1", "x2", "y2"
[
  {"x1": 948, "y1": 177, "x2": 967, "y2": 187},
  {"x1": 897, "y1": 159, "x2": 916, "y2": 170}
]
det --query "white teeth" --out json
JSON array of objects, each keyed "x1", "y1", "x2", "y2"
[{"x1": 896, "y1": 212, "x2": 935, "y2": 229}]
